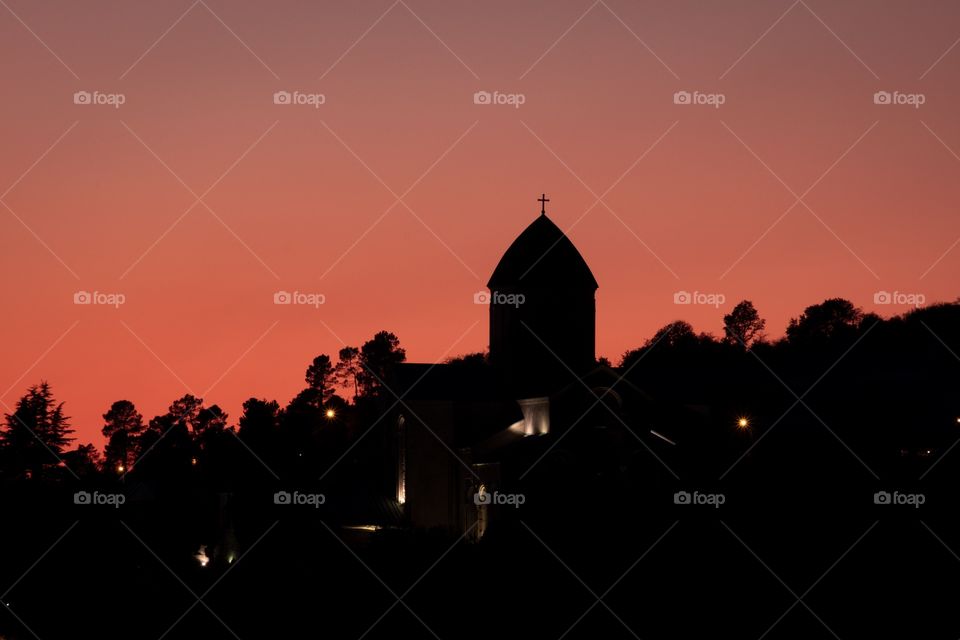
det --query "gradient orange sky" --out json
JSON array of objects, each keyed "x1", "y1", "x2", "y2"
[{"x1": 2, "y1": 0, "x2": 959, "y2": 444}]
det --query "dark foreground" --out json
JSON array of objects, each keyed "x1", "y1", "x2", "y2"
[{"x1": 3, "y1": 443, "x2": 959, "y2": 640}]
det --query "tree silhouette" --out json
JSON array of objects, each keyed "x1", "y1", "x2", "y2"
[
  {"x1": 237, "y1": 397, "x2": 279, "y2": 464},
  {"x1": 0, "y1": 382, "x2": 73, "y2": 480},
  {"x1": 132, "y1": 399, "x2": 197, "y2": 483},
  {"x1": 786, "y1": 298, "x2": 863, "y2": 344},
  {"x1": 446, "y1": 352, "x2": 487, "y2": 366},
  {"x1": 63, "y1": 443, "x2": 102, "y2": 478},
  {"x1": 193, "y1": 404, "x2": 236, "y2": 485},
  {"x1": 239, "y1": 397, "x2": 280, "y2": 440},
  {"x1": 358, "y1": 331, "x2": 406, "y2": 397},
  {"x1": 195, "y1": 404, "x2": 228, "y2": 440},
  {"x1": 334, "y1": 346, "x2": 362, "y2": 400},
  {"x1": 168, "y1": 394, "x2": 204, "y2": 433},
  {"x1": 723, "y1": 300, "x2": 766, "y2": 348},
  {"x1": 619, "y1": 321, "x2": 707, "y2": 362},
  {"x1": 102, "y1": 400, "x2": 145, "y2": 474},
  {"x1": 305, "y1": 355, "x2": 335, "y2": 401},
  {"x1": 280, "y1": 388, "x2": 327, "y2": 476}
]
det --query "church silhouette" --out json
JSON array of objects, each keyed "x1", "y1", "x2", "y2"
[
  {"x1": 488, "y1": 204, "x2": 598, "y2": 396},
  {"x1": 391, "y1": 200, "x2": 679, "y2": 537}
]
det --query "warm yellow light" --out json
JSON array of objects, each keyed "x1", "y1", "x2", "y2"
[
  {"x1": 117, "y1": 465, "x2": 125, "y2": 473},
  {"x1": 325, "y1": 409, "x2": 336, "y2": 419},
  {"x1": 195, "y1": 545, "x2": 209, "y2": 568},
  {"x1": 737, "y1": 417, "x2": 750, "y2": 429},
  {"x1": 191, "y1": 457, "x2": 198, "y2": 466}
]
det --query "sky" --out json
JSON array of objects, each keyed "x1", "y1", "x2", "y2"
[{"x1": 1, "y1": 0, "x2": 959, "y2": 444}]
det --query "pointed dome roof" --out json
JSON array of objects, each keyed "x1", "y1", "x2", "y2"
[{"x1": 488, "y1": 214, "x2": 598, "y2": 290}]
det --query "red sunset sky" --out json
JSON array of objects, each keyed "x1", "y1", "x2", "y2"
[{"x1": 1, "y1": 0, "x2": 959, "y2": 444}]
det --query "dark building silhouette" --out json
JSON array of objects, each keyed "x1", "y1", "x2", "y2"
[
  {"x1": 488, "y1": 212, "x2": 598, "y2": 396},
  {"x1": 389, "y1": 200, "x2": 678, "y2": 538}
]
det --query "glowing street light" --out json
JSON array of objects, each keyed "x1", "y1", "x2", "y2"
[
  {"x1": 195, "y1": 545, "x2": 209, "y2": 568},
  {"x1": 737, "y1": 417, "x2": 750, "y2": 430},
  {"x1": 116, "y1": 464, "x2": 125, "y2": 473},
  {"x1": 325, "y1": 408, "x2": 336, "y2": 419}
]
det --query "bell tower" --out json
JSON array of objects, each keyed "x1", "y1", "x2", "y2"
[{"x1": 487, "y1": 198, "x2": 598, "y2": 397}]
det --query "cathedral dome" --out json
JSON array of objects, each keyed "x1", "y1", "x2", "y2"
[{"x1": 487, "y1": 214, "x2": 598, "y2": 290}]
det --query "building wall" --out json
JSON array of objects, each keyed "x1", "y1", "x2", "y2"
[
  {"x1": 490, "y1": 287, "x2": 596, "y2": 395},
  {"x1": 402, "y1": 401, "x2": 466, "y2": 532}
]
